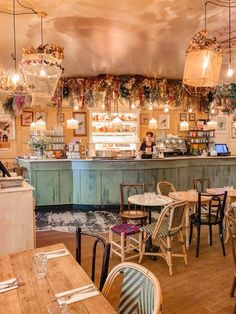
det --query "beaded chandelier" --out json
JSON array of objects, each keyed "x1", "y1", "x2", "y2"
[{"x1": 20, "y1": 43, "x2": 64, "y2": 97}]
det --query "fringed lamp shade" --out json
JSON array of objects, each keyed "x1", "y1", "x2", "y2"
[
  {"x1": 148, "y1": 118, "x2": 158, "y2": 130},
  {"x1": 183, "y1": 30, "x2": 222, "y2": 96},
  {"x1": 20, "y1": 44, "x2": 64, "y2": 97}
]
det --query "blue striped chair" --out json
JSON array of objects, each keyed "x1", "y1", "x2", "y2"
[
  {"x1": 139, "y1": 201, "x2": 188, "y2": 275},
  {"x1": 102, "y1": 262, "x2": 162, "y2": 314}
]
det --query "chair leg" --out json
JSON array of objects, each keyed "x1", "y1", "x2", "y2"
[
  {"x1": 139, "y1": 231, "x2": 146, "y2": 263},
  {"x1": 219, "y1": 223, "x2": 226, "y2": 256},
  {"x1": 121, "y1": 232, "x2": 125, "y2": 262},
  {"x1": 179, "y1": 230, "x2": 188, "y2": 265},
  {"x1": 167, "y1": 236, "x2": 173, "y2": 276},
  {"x1": 196, "y1": 225, "x2": 201, "y2": 258},
  {"x1": 230, "y1": 274, "x2": 236, "y2": 297},
  {"x1": 209, "y1": 224, "x2": 212, "y2": 246},
  {"x1": 189, "y1": 220, "x2": 193, "y2": 245},
  {"x1": 109, "y1": 227, "x2": 113, "y2": 257}
]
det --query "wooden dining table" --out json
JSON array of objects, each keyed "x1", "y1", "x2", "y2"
[
  {"x1": 0, "y1": 243, "x2": 116, "y2": 313},
  {"x1": 169, "y1": 191, "x2": 211, "y2": 249}
]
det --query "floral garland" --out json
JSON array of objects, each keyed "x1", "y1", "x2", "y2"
[{"x1": 56, "y1": 75, "x2": 193, "y2": 112}]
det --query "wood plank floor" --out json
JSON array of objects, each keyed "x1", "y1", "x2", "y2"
[{"x1": 37, "y1": 228, "x2": 236, "y2": 314}]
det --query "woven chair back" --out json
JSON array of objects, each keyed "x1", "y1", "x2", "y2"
[
  {"x1": 157, "y1": 181, "x2": 176, "y2": 196},
  {"x1": 102, "y1": 262, "x2": 162, "y2": 314}
]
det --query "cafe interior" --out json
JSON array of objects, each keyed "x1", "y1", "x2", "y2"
[{"x1": 1, "y1": 0, "x2": 236, "y2": 313}]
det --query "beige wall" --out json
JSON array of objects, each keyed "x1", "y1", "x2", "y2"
[{"x1": 0, "y1": 102, "x2": 208, "y2": 164}]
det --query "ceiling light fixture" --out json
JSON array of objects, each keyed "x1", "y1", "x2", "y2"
[{"x1": 20, "y1": 11, "x2": 64, "y2": 97}]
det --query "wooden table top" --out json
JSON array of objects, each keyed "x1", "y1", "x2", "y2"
[
  {"x1": 169, "y1": 191, "x2": 210, "y2": 204},
  {"x1": 206, "y1": 188, "x2": 236, "y2": 197},
  {"x1": 0, "y1": 243, "x2": 116, "y2": 313}
]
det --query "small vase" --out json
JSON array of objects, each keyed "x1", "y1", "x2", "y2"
[{"x1": 38, "y1": 149, "x2": 45, "y2": 159}]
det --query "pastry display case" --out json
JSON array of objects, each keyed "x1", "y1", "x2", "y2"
[{"x1": 89, "y1": 112, "x2": 139, "y2": 158}]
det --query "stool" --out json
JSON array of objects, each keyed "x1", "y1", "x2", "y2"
[{"x1": 109, "y1": 223, "x2": 142, "y2": 262}]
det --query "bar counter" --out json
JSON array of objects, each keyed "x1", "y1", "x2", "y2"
[{"x1": 17, "y1": 156, "x2": 236, "y2": 208}]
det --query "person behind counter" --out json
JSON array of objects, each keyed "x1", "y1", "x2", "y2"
[{"x1": 139, "y1": 131, "x2": 156, "y2": 154}]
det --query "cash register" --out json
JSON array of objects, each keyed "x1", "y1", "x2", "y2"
[{"x1": 214, "y1": 144, "x2": 231, "y2": 156}]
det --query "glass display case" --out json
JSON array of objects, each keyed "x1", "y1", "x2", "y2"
[{"x1": 89, "y1": 111, "x2": 139, "y2": 158}]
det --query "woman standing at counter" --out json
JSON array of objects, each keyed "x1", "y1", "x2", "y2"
[{"x1": 139, "y1": 131, "x2": 156, "y2": 153}]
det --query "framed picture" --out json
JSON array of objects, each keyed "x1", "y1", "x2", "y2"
[
  {"x1": 189, "y1": 113, "x2": 195, "y2": 121},
  {"x1": 140, "y1": 114, "x2": 148, "y2": 125},
  {"x1": 0, "y1": 113, "x2": 15, "y2": 140},
  {"x1": 73, "y1": 112, "x2": 87, "y2": 136},
  {"x1": 35, "y1": 111, "x2": 46, "y2": 122},
  {"x1": 57, "y1": 112, "x2": 64, "y2": 123},
  {"x1": 216, "y1": 116, "x2": 226, "y2": 131},
  {"x1": 231, "y1": 122, "x2": 236, "y2": 138},
  {"x1": 158, "y1": 114, "x2": 170, "y2": 129},
  {"x1": 180, "y1": 113, "x2": 187, "y2": 121},
  {"x1": 197, "y1": 119, "x2": 207, "y2": 129},
  {"x1": 21, "y1": 111, "x2": 33, "y2": 126}
]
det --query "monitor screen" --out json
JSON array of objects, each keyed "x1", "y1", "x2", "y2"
[{"x1": 215, "y1": 144, "x2": 228, "y2": 154}]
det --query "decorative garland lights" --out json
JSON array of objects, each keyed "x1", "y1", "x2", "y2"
[{"x1": 2, "y1": 73, "x2": 236, "y2": 116}]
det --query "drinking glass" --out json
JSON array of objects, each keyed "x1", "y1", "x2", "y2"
[
  {"x1": 47, "y1": 301, "x2": 68, "y2": 314},
  {"x1": 34, "y1": 252, "x2": 47, "y2": 279}
]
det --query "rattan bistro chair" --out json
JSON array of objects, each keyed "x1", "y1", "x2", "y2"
[
  {"x1": 157, "y1": 181, "x2": 176, "y2": 196},
  {"x1": 76, "y1": 227, "x2": 110, "y2": 291},
  {"x1": 120, "y1": 183, "x2": 148, "y2": 226},
  {"x1": 139, "y1": 201, "x2": 188, "y2": 276},
  {"x1": 225, "y1": 209, "x2": 236, "y2": 297},
  {"x1": 102, "y1": 262, "x2": 162, "y2": 314}
]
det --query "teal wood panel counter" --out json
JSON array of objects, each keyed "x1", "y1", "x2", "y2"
[{"x1": 17, "y1": 157, "x2": 236, "y2": 207}]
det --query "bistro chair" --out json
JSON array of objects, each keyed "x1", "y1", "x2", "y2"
[
  {"x1": 139, "y1": 201, "x2": 188, "y2": 276},
  {"x1": 193, "y1": 177, "x2": 210, "y2": 192},
  {"x1": 225, "y1": 209, "x2": 236, "y2": 297},
  {"x1": 76, "y1": 227, "x2": 110, "y2": 291},
  {"x1": 120, "y1": 183, "x2": 148, "y2": 226},
  {"x1": 189, "y1": 191, "x2": 227, "y2": 257},
  {"x1": 109, "y1": 223, "x2": 142, "y2": 262},
  {"x1": 102, "y1": 262, "x2": 162, "y2": 314},
  {"x1": 157, "y1": 181, "x2": 176, "y2": 196}
]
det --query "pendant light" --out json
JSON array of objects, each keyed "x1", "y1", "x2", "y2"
[
  {"x1": 67, "y1": 117, "x2": 78, "y2": 129},
  {"x1": 179, "y1": 120, "x2": 189, "y2": 131},
  {"x1": 148, "y1": 117, "x2": 158, "y2": 130}
]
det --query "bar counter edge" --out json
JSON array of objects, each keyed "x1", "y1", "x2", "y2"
[{"x1": 17, "y1": 157, "x2": 236, "y2": 208}]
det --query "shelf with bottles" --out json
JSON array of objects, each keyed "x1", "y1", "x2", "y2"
[{"x1": 188, "y1": 129, "x2": 215, "y2": 138}]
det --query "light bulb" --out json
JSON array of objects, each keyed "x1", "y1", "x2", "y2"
[
  {"x1": 163, "y1": 104, "x2": 169, "y2": 112},
  {"x1": 227, "y1": 67, "x2": 234, "y2": 77},
  {"x1": 40, "y1": 69, "x2": 46, "y2": 77},
  {"x1": 11, "y1": 73, "x2": 20, "y2": 84},
  {"x1": 74, "y1": 104, "x2": 79, "y2": 111},
  {"x1": 148, "y1": 105, "x2": 153, "y2": 111},
  {"x1": 131, "y1": 103, "x2": 135, "y2": 109},
  {"x1": 210, "y1": 108, "x2": 215, "y2": 114},
  {"x1": 202, "y1": 52, "x2": 210, "y2": 70},
  {"x1": 188, "y1": 107, "x2": 193, "y2": 113}
]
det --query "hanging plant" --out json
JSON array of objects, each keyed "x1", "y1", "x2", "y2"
[{"x1": 3, "y1": 97, "x2": 15, "y2": 117}]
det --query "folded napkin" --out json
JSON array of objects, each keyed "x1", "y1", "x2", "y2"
[
  {"x1": 0, "y1": 278, "x2": 18, "y2": 293},
  {"x1": 55, "y1": 285, "x2": 99, "y2": 305},
  {"x1": 46, "y1": 249, "x2": 69, "y2": 260}
]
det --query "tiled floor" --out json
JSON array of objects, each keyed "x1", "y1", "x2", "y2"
[{"x1": 36, "y1": 209, "x2": 160, "y2": 233}]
